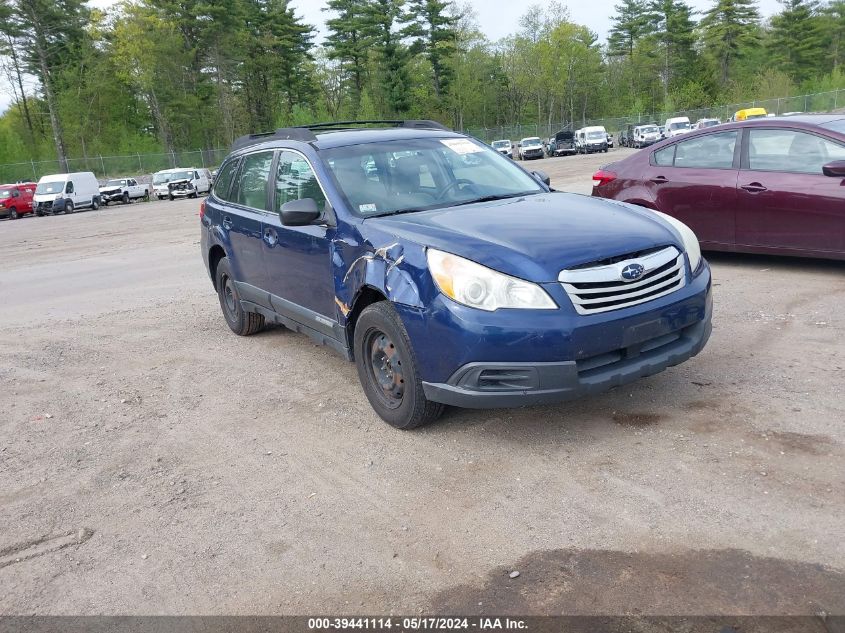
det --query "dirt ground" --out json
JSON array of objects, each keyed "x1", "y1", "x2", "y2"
[{"x1": 1, "y1": 148, "x2": 844, "y2": 616}]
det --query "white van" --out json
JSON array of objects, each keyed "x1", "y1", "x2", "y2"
[
  {"x1": 152, "y1": 167, "x2": 212, "y2": 200},
  {"x1": 664, "y1": 116, "x2": 691, "y2": 138},
  {"x1": 33, "y1": 172, "x2": 101, "y2": 216},
  {"x1": 578, "y1": 125, "x2": 609, "y2": 154}
]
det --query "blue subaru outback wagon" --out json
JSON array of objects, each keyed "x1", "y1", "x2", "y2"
[{"x1": 201, "y1": 120, "x2": 712, "y2": 428}]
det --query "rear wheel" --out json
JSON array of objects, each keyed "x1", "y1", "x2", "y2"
[
  {"x1": 215, "y1": 257, "x2": 264, "y2": 336},
  {"x1": 354, "y1": 302, "x2": 443, "y2": 429}
]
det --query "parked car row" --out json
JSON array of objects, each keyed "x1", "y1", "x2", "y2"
[{"x1": 1, "y1": 166, "x2": 215, "y2": 221}]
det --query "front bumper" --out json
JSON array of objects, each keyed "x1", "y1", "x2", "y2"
[
  {"x1": 400, "y1": 263, "x2": 712, "y2": 409},
  {"x1": 522, "y1": 149, "x2": 543, "y2": 158},
  {"x1": 169, "y1": 187, "x2": 196, "y2": 198},
  {"x1": 584, "y1": 142, "x2": 608, "y2": 152}
]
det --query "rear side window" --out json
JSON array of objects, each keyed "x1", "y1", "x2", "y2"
[
  {"x1": 672, "y1": 131, "x2": 737, "y2": 169},
  {"x1": 213, "y1": 159, "x2": 239, "y2": 201},
  {"x1": 236, "y1": 151, "x2": 274, "y2": 211},
  {"x1": 653, "y1": 146, "x2": 675, "y2": 166},
  {"x1": 748, "y1": 129, "x2": 845, "y2": 174}
]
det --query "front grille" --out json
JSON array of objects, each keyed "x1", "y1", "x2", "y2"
[{"x1": 559, "y1": 246, "x2": 686, "y2": 315}]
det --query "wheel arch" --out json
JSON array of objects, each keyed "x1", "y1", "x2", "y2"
[
  {"x1": 208, "y1": 244, "x2": 227, "y2": 291},
  {"x1": 344, "y1": 285, "x2": 388, "y2": 359}
]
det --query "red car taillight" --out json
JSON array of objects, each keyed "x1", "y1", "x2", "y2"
[
  {"x1": 199, "y1": 199, "x2": 206, "y2": 220},
  {"x1": 592, "y1": 170, "x2": 617, "y2": 188}
]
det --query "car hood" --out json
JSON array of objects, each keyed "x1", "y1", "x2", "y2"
[{"x1": 368, "y1": 193, "x2": 680, "y2": 282}]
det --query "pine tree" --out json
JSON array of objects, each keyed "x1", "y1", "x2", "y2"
[
  {"x1": 824, "y1": 0, "x2": 845, "y2": 71},
  {"x1": 608, "y1": 0, "x2": 653, "y2": 58},
  {"x1": 769, "y1": 0, "x2": 825, "y2": 79},
  {"x1": 649, "y1": 0, "x2": 697, "y2": 96},
  {"x1": 700, "y1": 0, "x2": 760, "y2": 83},
  {"x1": 363, "y1": 0, "x2": 411, "y2": 116},
  {"x1": 324, "y1": 0, "x2": 372, "y2": 114},
  {"x1": 402, "y1": 0, "x2": 458, "y2": 98}
]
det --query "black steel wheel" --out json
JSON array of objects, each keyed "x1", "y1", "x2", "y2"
[
  {"x1": 354, "y1": 302, "x2": 443, "y2": 429},
  {"x1": 214, "y1": 257, "x2": 264, "y2": 336}
]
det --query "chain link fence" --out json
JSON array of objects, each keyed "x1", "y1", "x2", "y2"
[
  {"x1": 464, "y1": 88, "x2": 845, "y2": 143},
  {"x1": 0, "y1": 148, "x2": 230, "y2": 185},
  {"x1": 3, "y1": 88, "x2": 844, "y2": 183}
]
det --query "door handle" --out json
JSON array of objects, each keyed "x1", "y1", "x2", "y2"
[
  {"x1": 222, "y1": 216, "x2": 233, "y2": 230},
  {"x1": 650, "y1": 176, "x2": 668, "y2": 184},
  {"x1": 741, "y1": 183, "x2": 767, "y2": 193},
  {"x1": 263, "y1": 227, "x2": 278, "y2": 247}
]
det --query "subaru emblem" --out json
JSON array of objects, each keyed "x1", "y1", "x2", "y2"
[{"x1": 621, "y1": 262, "x2": 645, "y2": 281}]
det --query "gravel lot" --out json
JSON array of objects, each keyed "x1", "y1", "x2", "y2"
[{"x1": 1, "y1": 148, "x2": 844, "y2": 616}]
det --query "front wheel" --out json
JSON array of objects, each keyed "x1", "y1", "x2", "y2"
[
  {"x1": 122, "y1": 192, "x2": 129, "y2": 205},
  {"x1": 9, "y1": 209, "x2": 18, "y2": 220},
  {"x1": 64, "y1": 201, "x2": 74, "y2": 214},
  {"x1": 215, "y1": 257, "x2": 264, "y2": 336},
  {"x1": 91, "y1": 197, "x2": 99, "y2": 210},
  {"x1": 354, "y1": 302, "x2": 444, "y2": 429}
]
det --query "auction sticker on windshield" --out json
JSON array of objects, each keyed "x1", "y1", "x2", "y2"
[{"x1": 440, "y1": 138, "x2": 483, "y2": 155}]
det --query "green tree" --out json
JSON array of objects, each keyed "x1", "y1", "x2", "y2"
[
  {"x1": 700, "y1": 0, "x2": 760, "y2": 84},
  {"x1": 363, "y1": 0, "x2": 411, "y2": 115},
  {"x1": 769, "y1": 0, "x2": 825, "y2": 79},
  {"x1": 608, "y1": 0, "x2": 653, "y2": 59},
  {"x1": 402, "y1": 0, "x2": 458, "y2": 98},
  {"x1": 648, "y1": 0, "x2": 697, "y2": 98},
  {"x1": 324, "y1": 0, "x2": 372, "y2": 114}
]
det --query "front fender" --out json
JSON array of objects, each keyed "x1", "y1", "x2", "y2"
[{"x1": 333, "y1": 238, "x2": 429, "y2": 325}]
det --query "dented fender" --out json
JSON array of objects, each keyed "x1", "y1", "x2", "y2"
[{"x1": 333, "y1": 238, "x2": 429, "y2": 326}]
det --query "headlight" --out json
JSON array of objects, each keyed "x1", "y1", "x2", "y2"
[
  {"x1": 652, "y1": 211, "x2": 702, "y2": 273},
  {"x1": 426, "y1": 249, "x2": 557, "y2": 311}
]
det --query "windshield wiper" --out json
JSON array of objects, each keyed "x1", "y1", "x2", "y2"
[{"x1": 450, "y1": 191, "x2": 537, "y2": 207}]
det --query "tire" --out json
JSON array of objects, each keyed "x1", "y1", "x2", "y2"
[
  {"x1": 122, "y1": 192, "x2": 129, "y2": 205},
  {"x1": 144, "y1": 191, "x2": 150, "y2": 202},
  {"x1": 91, "y1": 197, "x2": 99, "y2": 210},
  {"x1": 9, "y1": 208, "x2": 17, "y2": 220},
  {"x1": 354, "y1": 301, "x2": 444, "y2": 429},
  {"x1": 64, "y1": 201, "x2": 74, "y2": 214},
  {"x1": 168, "y1": 194, "x2": 174, "y2": 201},
  {"x1": 215, "y1": 257, "x2": 264, "y2": 336}
]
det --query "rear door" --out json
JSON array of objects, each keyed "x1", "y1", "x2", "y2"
[
  {"x1": 737, "y1": 127, "x2": 845, "y2": 254},
  {"x1": 217, "y1": 151, "x2": 274, "y2": 298},
  {"x1": 261, "y1": 149, "x2": 337, "y2": 326},
  {"x1": 643, "y1": 130, "x2": 740, "y2": 246}
]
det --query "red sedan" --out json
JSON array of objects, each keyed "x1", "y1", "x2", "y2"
[{"x1": 591, "y1": 115, "x2": 845, "y2": 260}]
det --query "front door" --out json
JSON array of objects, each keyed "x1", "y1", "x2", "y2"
[
  {"x1": 644, "y1": 129, "x2": 740, "y2": 247},
  {"x1": 261, "y1": 150, "x2": 336, "y2": 328},
  {"x1": 737, "y1": 127, "x2": 845, "y2": 255}
]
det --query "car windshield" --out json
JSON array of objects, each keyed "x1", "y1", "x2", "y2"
[
  {"x1": 700, "y1": 120, "x2": 719, "y2": 127},
  {"x1": 322, "y1": 137, "x2": 545, "y2": 218},
  {"x1": 820, "y1": 119, "x2": 845, "y2": 134},
  {"x1": 153, "y1": 173, "x2": 174, "y2": 184},
  {"x1": 0, "y1": 190, "x2": 11, "y2": 199},
  {"x1": 168, "y1": 171, "x2": 193, "y2": 181},
  {"x1": 746, "y1": 114, "x2": 766, "y2": 120},
  {"x1": 586, "y1": 131, "x2": 605, "y2": 139},
  {"x1": 640, "y1": 126, "x2": 658, "y2": 134},
  {"x1": 105, "y1": 179, "x2": 127, "y2": 187},
  {"x1": 669, "y1": 121, "x2": 690, "y2": 131},
  {"x1": 492, "y1": 140, "x2": 510, "y2": 149},
  {"x1": 36, "y1": 181, "x2": 64, "y2": 194},
  {"x1": 522, "y1": 138, "x2": 541, "y2": 146}
]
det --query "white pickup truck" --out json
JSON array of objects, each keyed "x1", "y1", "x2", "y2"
[{"x1": 99, "y1": 177, "x2": 150, "y2": 205}]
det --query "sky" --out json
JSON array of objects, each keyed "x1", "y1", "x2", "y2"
[{"x1": 2, "y1": 0, "x2": 782, "y2": 112}]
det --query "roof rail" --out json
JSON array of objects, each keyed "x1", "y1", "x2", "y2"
[
  {"x1": 231, "y1": 127, "x2": 317, "y2": 152},
  {"x1": 297, "y1": 120, "x2": 451, "y2": 132},
  {"x1": 230, "y1": 119, "x2": 451, "y2": 152}
]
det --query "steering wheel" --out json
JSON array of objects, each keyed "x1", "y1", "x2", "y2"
[{"x1": 436, "y1": 179, "x2": 478, "y2": 200}]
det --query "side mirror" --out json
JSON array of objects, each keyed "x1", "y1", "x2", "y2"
[
  {"x1": 822, "y1": 160, "x2": 845, "y2": 178},
  {"x1": 280, "y1": 198, "x2": 321, "y2": 226},
  {"x1": 532, "y1": 170, "x2": 551, "y2": 186}
]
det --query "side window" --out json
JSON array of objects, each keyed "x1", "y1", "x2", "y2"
[
  {"x1": 653, "y1": 146, "x2": 675, "y2": 166},
  {"x1": 275, "y1": 151, "x2": 327, "y2": 212},
  {"x1": 748, "y1": 129, "x2": 845, "y2": 174},
  {"x1": 673, "y1": 131, "x2": 737, "y2": 169},
  {"x1": 66, "y1": 181, "x2": 74, "y2": 194},
  {"x1": 213, "y1": 159, "x2": 239, "y2": 201},
  {"x1": 235, "y1": 152, "x2": 273, "y2": 211},
  {"x1": 129, "y1": 179, "x2": 136, "y2": 186},
  {"x1": 194, "y1": 170, "x2": 200, "y2": 180}
]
